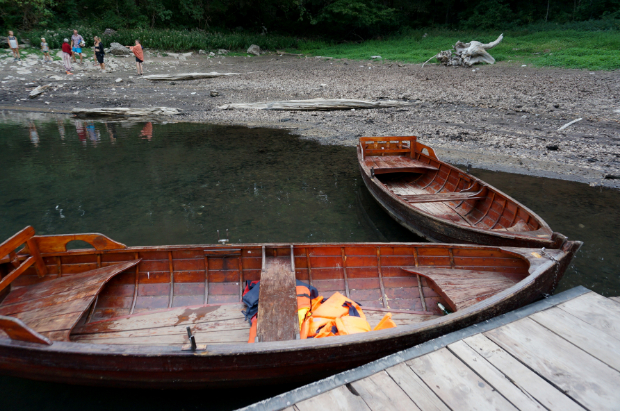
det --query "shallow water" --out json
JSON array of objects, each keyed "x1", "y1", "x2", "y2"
[{"x1": 0, "y1": 117, "x2": 618, "y2": 410}]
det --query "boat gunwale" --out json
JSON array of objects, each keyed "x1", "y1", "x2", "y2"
[{"x1": 357, "y1": 143, "x2": 555, "y2": 241}]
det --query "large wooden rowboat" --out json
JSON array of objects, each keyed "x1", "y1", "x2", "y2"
[
  {"x1": 358, "y1": 136, "x2": 565, "y2": 248},
  {"x1": 0, "y1": 227, "x2": 580, "y2": 388}
]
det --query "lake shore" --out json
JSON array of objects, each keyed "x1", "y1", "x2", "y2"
[{"x1": 1, "y1": 50, "x2": 619, "y2": 187}]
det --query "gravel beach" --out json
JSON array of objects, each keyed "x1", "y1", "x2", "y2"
[{"x1": 1, "y1": 49, "x2": 619, "y2": 187}]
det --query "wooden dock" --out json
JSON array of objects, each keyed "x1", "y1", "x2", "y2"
[{"x1": 240, "y1": 286, "x2": 620, "y2": 411}]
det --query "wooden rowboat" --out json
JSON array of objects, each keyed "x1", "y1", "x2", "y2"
[
  {"x1": 0, "y1": 227, "x2": 580, "y2": 388},
  {"x1": 358, "y1": 136, "x2": 566, "y2": 248}
]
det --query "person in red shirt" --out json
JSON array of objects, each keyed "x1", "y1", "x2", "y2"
[
  {"x1": 126, "y1": 40, "x2": 144, "y2": 75},
  {"x1": 61, "y1": 38, "x2": 73, "y2": 75}
]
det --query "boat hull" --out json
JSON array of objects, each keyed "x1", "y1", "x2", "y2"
[{"x1": 0, "y1": 241, "x2": 581, "y2": 388}]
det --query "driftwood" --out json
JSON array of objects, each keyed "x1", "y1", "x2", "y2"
[
  {"x1": 29, "y1": 84, "x2": 53, "y2": 99},
  {"x1": 218, "y1": 98, "x2": 415, "y2": 111},
  {"x1": 558, "y1": 118, "x2": 583, "y2": 131},
  {"x1": 143, "y1": 72, "x2": 240, "y2": 81},
  {"x1": 72, "y1": 107, "x2": 181, "y2": 117},
  {"x1": 423, "y1": 34, "x2": 504, "y2": 67}
]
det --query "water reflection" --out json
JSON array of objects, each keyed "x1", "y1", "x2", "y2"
[
  {"x1": 28, "y1": 122, "x2": 39, "y2": 146},
  {"x1": 140, "y1": 122, "x2": 153, "y2": 140}
]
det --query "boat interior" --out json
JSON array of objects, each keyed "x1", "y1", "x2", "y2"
[
  {"x1": 0, "y1": 227, "x2": 532, "y2": 348},
  {"x1": 359, "y1": 136, "x2": 551, "y2": 235}
]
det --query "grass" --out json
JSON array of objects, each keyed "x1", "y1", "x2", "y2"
[
  {"x1": 296, "y1": 28, "x2": 620, "y2": 71},
  {"x1": 12, "y1": 22, "x2": 620, "y2": 71}
]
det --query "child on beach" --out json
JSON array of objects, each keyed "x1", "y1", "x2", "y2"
[
  {"x1": 41, "y1": 37, "x2": 51, "y2": 62},
  {"x1": 8, "y1": 31, "x2": 20, "y2": 61},
  {"x1": 126, "y1": 40, "x2": 144, "y2": 75},
  {"x1": 61, "y1": 38, "x2": 73, "y2": 75}
]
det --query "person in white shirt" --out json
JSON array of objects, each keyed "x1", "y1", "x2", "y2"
[{"x1": 7, "y1": 31, "x2": 20, "y2": 61}]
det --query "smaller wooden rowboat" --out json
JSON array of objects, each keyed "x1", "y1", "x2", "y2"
[
  {"x1": 0, "y1": 227, "x2": 580, "y2": 388},
  {"x1": 358, "y1": 136, "x2": 566, "y2": 248}
]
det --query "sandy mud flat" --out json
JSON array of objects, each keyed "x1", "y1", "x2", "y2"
[{"x1": 1, "y1": 49, "x2": 618, "y2": 187}]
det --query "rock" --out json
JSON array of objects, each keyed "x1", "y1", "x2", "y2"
[
  {"x1": 209, "y1": 52, "x2": 215, "y2": 57},
  {"x1": 182, "y1": 52, "x2": 193, "y2": 58},
  {"x1": 217, "y1": 49, "x2": 229, "y2": 55},
  {"x1": 371, "y1": 56, "x2": 382, "y2": 59},
  {"x1": 115, "y1": 78, "x2": 123, "y2": 83},
  {"x1": 199, "y1": 50, "x2": 206, "y2": 55},
  {"x1": 546, "y1": 144, "x2": 559, "y2": 151},
  {"x1": 103, "y1": 28, "x2": 117, "y2": 36},
  {"x1": 72, "y1": 107, "x2": 182, "y2": 117},
  {"x1": 210, "y1": 90, "x2": 219, "y2": 97},
  {"x1": 109, "y1": 42, "x2": 132, "y2": 56},
  {"x1": 29, "y1": 83, "x2": 53, "y2": 98},
  {"x1": 247, "y1": 44, "x2": 261, "y2": 56}
]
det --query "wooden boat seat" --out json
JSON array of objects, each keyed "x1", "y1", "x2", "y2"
[
  {"x1": 256, "y1": 255, "x2": 298, "y2": 342},
  {"x1": 400, "y1": 267, "x2": 519, "y2": 313},
  {"x1": 365, "y1": 156, "x2": 439, "y2": 175},
  {"x1": 0, "y1": 260, "x2": 140, "y2": 342},
  {"x1": 398, "y1": 189, "x2": 485, "y2": 204}
]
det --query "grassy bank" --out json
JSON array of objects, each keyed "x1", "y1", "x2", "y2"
[
  {"x1": 297, "y1": 28, "x2": 620, "y2": 71},
  {"x1": 14, "y1": 22, "x2": 620, "y2": 71}
]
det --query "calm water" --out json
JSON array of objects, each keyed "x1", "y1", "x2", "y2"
[{"x1": 0, "y1": 117, "x2": 618, "y2": 410}]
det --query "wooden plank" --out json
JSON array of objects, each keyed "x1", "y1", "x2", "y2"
[
  {"x1": 399, "y1": 191, "x2": 485, "y2": 204},
  {"x1": 0, "y1": 315, "x2": 52, "y2": 345},
  {"x1": 609, "y1": 296, "x2": 620, "y2": 304},
  {"x1": 401, "y1": 267, "x2": 517, "y2": 312},
  {"x1": 295, "y1": 385, "x2": 371, "y2": 411},
  {"x1": 256, "y1": 257, "x2": 298, "y2": 342},
  {"x1": 73, "y1": 303, "x2": 245, "y2": 334},
  {"x1": 463, "y1": 334, "x2": 583, "y2": 411},
  {"x1": 0, "y1": 256, "x2": 34, "y2": 293},
  {"x1": 0, "y1": 226, "x2": 34, "y2": 260},
  {"x1": 350, "y1": 371, "x2": 421, "y2": 411},
  {"x1": 557, "y1": 292, "x2": 620, "y2": 341},
  {"x1": 385, "y1": 363, "x2": 449, "y2": 411},
  {"x1": 0, "y1": 260, "x2": 139, "y2": 339},
  {"x1": 485, "y1": 317, "x2": 620, "y2": 411},
  {"x1": 26, "y1": 238, "x2": 47, "y2": 277},
  {"x1": 448, "y1": 340, "x2": 545, "y2": 411},
  {"x1": 530, "y1": 307, "x2": 620, "y2": 372},
  {"x1": 72, "y1": 328, "x2": 249, "y2": 345},
  {"x1": 407, "y1": 348, "x2": 518, "y2": 411}
]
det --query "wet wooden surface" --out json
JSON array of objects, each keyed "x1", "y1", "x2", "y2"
[
  {"x1": 245, "y1": 291, "x2": 620, "y2": 411},
  {"x1": 256, "y1": 256, "x2": 298, "y2": 342},
  {"x1": 0, "y1": 260, "x2": 139, "y2": 341}
]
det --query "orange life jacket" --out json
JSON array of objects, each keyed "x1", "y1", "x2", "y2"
[
  {"x1": 314, "y1": 319, "x2": 338, "y2": 338},
  {"x1": 312, "y1": 292, "x2": 365, "y2": 320},
  {"x1": 336, "y1": 316, "x2": 371, "y2": 335},
  {"x1": 297, "y1": 285, "x2": 311, "y2": 310},
  {"x1": 373, "y1": 313, "x2": 397, "y2": 331}
]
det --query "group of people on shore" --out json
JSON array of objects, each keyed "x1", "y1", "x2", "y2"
[{"x1": 6, "y1": 30, "x2": 144, "y2": 76}]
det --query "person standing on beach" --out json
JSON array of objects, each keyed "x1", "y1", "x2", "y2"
[
  {"x1": 41, "y1": 37, "x2": 51, "y2": 63},
  {"x1": 126, "y1": 40, "x2": 144, "y2": 75},
  {"x1": 71, "y1": 29, "x2": 84, "y2": 64},
  {"x1": 61, "y1": 38, "x2": 73, "y2": 75},
  {"x1": 7, "y1": 31, "x2": 20, "y2": 61},
  {"x1": 93, "y1": 36, "x2": 105, "y2": 71}
]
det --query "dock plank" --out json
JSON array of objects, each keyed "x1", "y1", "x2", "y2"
[
  {"x1": 485, "y1": 317, "x2": 620, "y2": 411},
  {"x1": 609, "y1": 296, "x2": 620, "y2": 304},
  {"x1": 351, "y1": 371, "x2": 421, "y2": 411},
  {"x1": 557, "y1": 292, "x2": 620, "y2": 341},
  {"x1": 463, "y1": 334, "x2": 583, "y2": 411},
  {"x1": 448, "y1": 340, "x2": 545, "y2": 411},
  {"x1": 295, "y1": 386, "x2": 371, "y2": 411},
  {"x1": 385, "y1": 363, "x2": 449, "y2": 411},
  {"x1": 407, "y1": 348, "x2": 518, "y2": 411},
  {"x1": 530, "y1": 307, "x2": 620, "y2": 372}
]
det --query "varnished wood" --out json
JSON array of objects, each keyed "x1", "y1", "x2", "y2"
[
  {"x1": 256, "y1": 257, "x2": 298, "y2": 342},
  {"x1": 0, "y1": 315, "x2": 52, "y2": 345},
  {"x1": 358, "y1": 137, "x2": 563, "y2": 248},
  {"x1": 0, "y1": 227, "x2": 581, "y2": 389}
]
